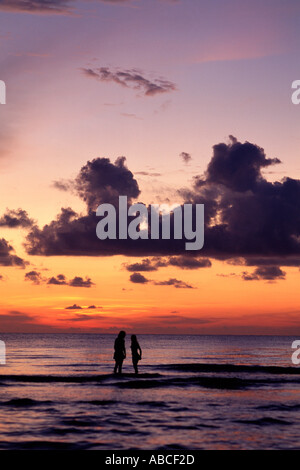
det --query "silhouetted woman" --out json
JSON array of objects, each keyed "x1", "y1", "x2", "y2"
[
  {"x1": 131, "y1": 335, "x2": 142, "y2": 375},
  {"x1": 114, "y1": 331, "x2": 126, "y2": 374}
]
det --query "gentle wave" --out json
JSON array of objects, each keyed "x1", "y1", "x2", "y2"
[
  {"x1": 255, "y1": 403, "x2": 300, "y2": 412},
  {"x1": 0, "y1": 398, "x2": 53, "y2": 407},
  {"x1": 159, "y1": 363, "x2": 300, "y2": 375},
  {"x1": 0, "y1": 441, "x2": 91, "y2": 450},
  {"x1": 1, "y1": 373, "x2": 299, "y2": 390},
  {"x1": 114, "y1": 376, "x2": 293, "y2": 390},
  {"x1": 234, "y1": 417, "x2": 292, "y2": 426},
  {"x1": 0, "y1": 372, "x2": 161, "y2": 383}
]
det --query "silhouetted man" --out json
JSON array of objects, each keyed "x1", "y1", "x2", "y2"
[{"x1": 114, "y1": 331, "x2": 126, "y2": 374}]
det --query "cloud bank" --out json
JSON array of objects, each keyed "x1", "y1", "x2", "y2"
[{"x1": 23, "y1": 137, "x2": 300, "y2": 281}]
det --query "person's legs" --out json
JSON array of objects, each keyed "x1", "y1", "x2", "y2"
[
  {"x1": 133, "y1": 359, "x2": 138, "y2": 375},
  {"x1": 118, "y1": 359, "x2": 124, "y2": 374}
]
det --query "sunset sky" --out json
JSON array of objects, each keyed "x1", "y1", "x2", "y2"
[{"x1": 0, "y1": 0, "x2": 300, "y2": 334}]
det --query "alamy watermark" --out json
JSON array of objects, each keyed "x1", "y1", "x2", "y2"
[
  {"x1": 291, "y1": 340, "x2": 300, "y2": 365},
  {"x1": 0, "y1": 341, "x2": 5, "y2": 365},
  {"x1": 96, "y1": 196, "x2": 204, "y2": 251},
  {"x1": 291, "y1": 80, "x2": 300, "y2": 105},
  {"x1": 0, "y1": 80, "x2": 6, "y2": 104}
]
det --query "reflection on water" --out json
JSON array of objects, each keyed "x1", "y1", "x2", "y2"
[{"x1": 0, "y1": 334, "x2": 299, "y2": 449}]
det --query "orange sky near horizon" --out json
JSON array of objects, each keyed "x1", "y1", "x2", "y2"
[
  {"x1": 0, "y1": 253, "x2": 299, "y2": 334},
  {"x1": 0, "y1": 0, "x2": 300, "y2": 335}
]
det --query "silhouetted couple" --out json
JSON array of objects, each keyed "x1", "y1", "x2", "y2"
[{"x1": 113, "y1": 331, "x2": 142, "y2": 375}]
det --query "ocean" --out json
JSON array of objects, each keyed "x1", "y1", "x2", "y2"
[{"x1": 0, "y1": 333, "x2": 299, "y2": 450}]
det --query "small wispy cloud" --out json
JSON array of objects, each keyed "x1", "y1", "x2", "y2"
[
  {"x1": 180, "y1": 152, "x2": 192, "y2": 165},
  {"x1": 0, "y1": 208, "x2": 35, "y2": 228},
  {"x1": 25, "y1": 271, "x2": 95, "y2": 287},
  {"x1": 129, "y1": 271, "x2": 195, "y2": 289},
  {"x1": 81, "y1": 66, "x2": 176, "y2": 97},
  {"x1": 242, "y1": 266, "x2": 286, "y2": 282},
  {"x1": 0, "y1": 0, "x2": 132, "y2": 16},
  {"x1": 65, "y1": 304, "x2": 101, "y2": 310},
  {"x1": 153, "y1": 278, "x2": 194, "y2": 289}
]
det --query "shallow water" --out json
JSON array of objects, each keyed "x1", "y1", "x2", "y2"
[{"x1": 0, "y1": 333, "x2": 299, "y2": 450}]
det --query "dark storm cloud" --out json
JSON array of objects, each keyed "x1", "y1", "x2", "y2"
[
  {"x1": 25, "y1": 271, "x2": 94, "y2": 287},
  {"x1": 25, "y1": 157, "x2": 144, "y2": 256},
  {"x1": 168, "y1": 256, "x2": 211, "y2": 269},
  {"x1": 180, "y1": 137, "x2": 300, "y2": 265},
  {"x1": 242, "y1": 266, "x2": 286, "y2": 281},
  {"x1": 0, "y1": 238, "x2": 27, "y2": 267},
  {"x1": 65, "y1": 304, "x2": 82, "y2": 310},
  {"x1": 65, "y1": 304, "x2": 100, "y2": 309},
  {"x1": 74, "y1": 156, "x2": 140, "y2": 210},
  {"x1": 68, "y1": 276, "x2": 94, "y2": 288},
  {"x1": 129, "y1": 272, "x2": 149, "y2": 284},
  {"x1": 0, "y1": 209, "x2": 34, "y2": 228},
  {"x1": 129, "y1": 272, "x2": 193, "y2": 289},
  {"x1": 0, "y1": 0, "x2": 130, "y2": 15},
  {"x1": 153, "y1": 278, "x2": 194, "y2": 289},
  {"x1": 25, "y1": 270, "x2": 43, "y2": 284},
  {"x1": 81, "y1": 67, "x2": 176, "y2": 97},
  {"x1": 53, "y1": 156, "x2": 140, "y2": 209},
  {"x1": 180, "y1": 152, "x2": 192, "y2": 164},
  {"x1": 125, "y1": 259, "x2": 159, "y2": 272},
  {"x1": 125, "y1": 256, "x2": 211, "y2": 271},
  {"x1": 205, "y1": 135, "x2": 281, "y2": 192},
  {"x1": 47, "y1": 274, "x2": 67, "y2": 285},
  {"x1": 24, "y1": 137, "x2": 300, "y2": 281}
]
